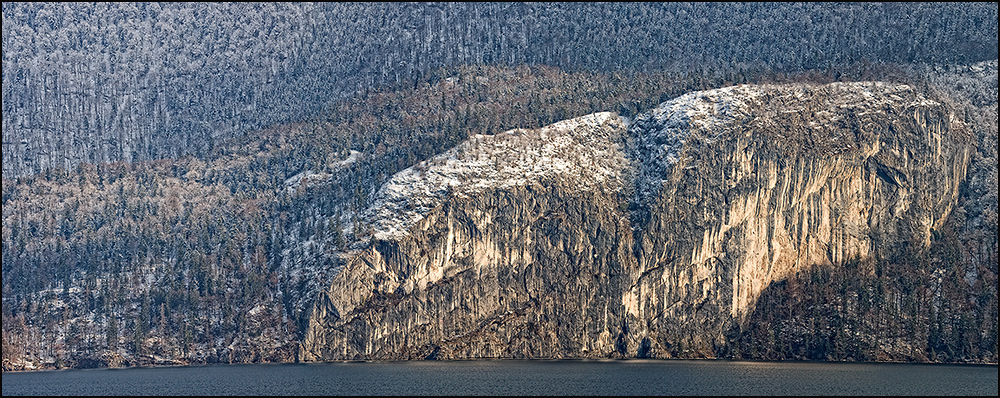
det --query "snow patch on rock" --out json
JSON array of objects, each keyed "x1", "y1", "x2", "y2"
[{"x1": 364, "y1": 112, "x2": 628, "y2": 241}]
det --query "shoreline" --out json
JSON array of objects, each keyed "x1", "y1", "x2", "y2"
[{"x1": 5, "y1": 356, "x2": 998, "y2": 374}]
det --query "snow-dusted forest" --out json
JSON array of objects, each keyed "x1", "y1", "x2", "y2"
[{"x1": 4, "y1": 3, "x2": 996, "y2": 178}]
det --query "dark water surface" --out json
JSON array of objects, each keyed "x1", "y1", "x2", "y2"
[{"x1": 2, "y1": 359, "x2": 997, "y2": 396}]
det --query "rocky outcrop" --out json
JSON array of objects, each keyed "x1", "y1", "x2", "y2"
[{"x1": 301, "y1": 82, "x2": 971, "y2": 360}]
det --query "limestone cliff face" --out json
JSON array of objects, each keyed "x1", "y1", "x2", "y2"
[
  {"x1": 302, "y1": 113, "x2": 636, "y2": 360},
  {"x1": 622, "y1": 82, "x2": 970, "y2": 357},
  {"x1": 301, "y1": 82, "x2": 971, "y2": 360}
]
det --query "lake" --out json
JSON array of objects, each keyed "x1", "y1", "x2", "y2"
[{"x1": 2, "y1": 359, "x2": 996, "y2": 396}]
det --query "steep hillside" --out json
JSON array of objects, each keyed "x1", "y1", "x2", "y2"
[
  {"x1": 3, "y1": 65, "x2": 996, "y2": 370},
  {"x1": 301, "y1": 81, "x2": 987, "y2": 361}
]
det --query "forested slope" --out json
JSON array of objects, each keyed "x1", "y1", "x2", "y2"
[{"x1": 4, "y1": 3, "x2": 996, "y2": 177}]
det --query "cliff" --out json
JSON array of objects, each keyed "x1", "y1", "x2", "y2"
[{"x1": 301, "y1": 82, "x2": 973, "y2": 360}]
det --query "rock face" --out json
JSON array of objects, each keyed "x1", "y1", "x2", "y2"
[{"x1": 301, "y1": 82, "x2": 971, "y2": 360}]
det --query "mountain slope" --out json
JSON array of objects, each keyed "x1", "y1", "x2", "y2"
[{"x1": 3, "y1": 66, "x2": 995, "y2": 370}]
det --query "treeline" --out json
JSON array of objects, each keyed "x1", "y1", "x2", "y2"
[{"x1": 3, "y1": 2, "x2": 997, "y2": 178}]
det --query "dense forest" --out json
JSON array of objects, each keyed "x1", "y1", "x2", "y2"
[
  {"x1": 2, "y1": 2, "x2": 997, "y2": 369},
  {"x1": 3, "y1": 3, "x2": 997, "y2": 177}
]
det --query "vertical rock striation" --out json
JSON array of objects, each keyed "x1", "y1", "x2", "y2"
[
  {"x1": 301, "y1": 82, "x2": 971, "y2": 360},
  {"x1": 623, "y1": 82, "x2": 970, "y2": 357}
]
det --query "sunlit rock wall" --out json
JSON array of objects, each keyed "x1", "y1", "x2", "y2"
[{"x1": 623, "y1": 83, "x2": 970, "y2": 356}]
